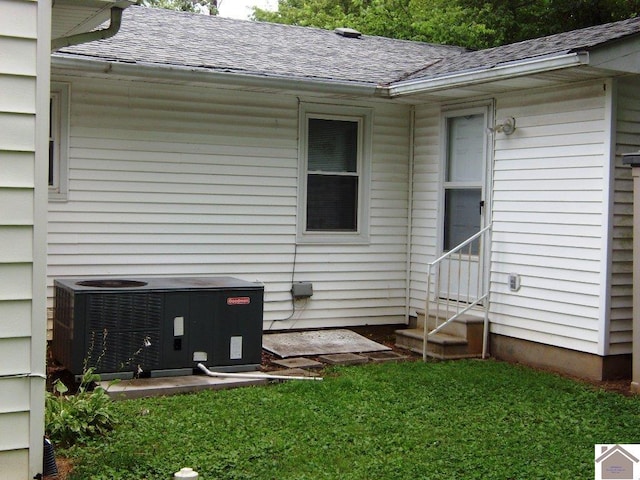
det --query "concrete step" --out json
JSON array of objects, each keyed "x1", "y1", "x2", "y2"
[
  {"x1": 415, "y1": 307, "x2": 484, "y2": 337},
  {"x1": 411, "y1": 308, "x2": 485, "y2": 354},
  {"x1": 395, "y1": 327, "x2": 483, "y2": 360}
]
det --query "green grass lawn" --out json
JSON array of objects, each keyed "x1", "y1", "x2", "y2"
[{"x1": 62, "y1": 359, "x2": 640, "y2": 479}]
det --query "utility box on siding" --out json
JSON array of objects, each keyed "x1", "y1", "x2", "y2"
[{"x1": 52, "y1": 277, "x2": 264, "y2": 379}]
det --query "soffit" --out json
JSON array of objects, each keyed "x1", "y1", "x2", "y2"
[{"x1": 52, "y1": 0, "x2": 133, "y2": 39}]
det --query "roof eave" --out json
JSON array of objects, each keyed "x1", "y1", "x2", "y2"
[
  {"x1": 51, "y1": 54, "x2": 384, "y2": 97},
  {"x1": 52, "y1": 0, "x2": 135, "y2": 39},
  {"x1": 388, "y1": 51, "x2": 590, "y2": 98}
]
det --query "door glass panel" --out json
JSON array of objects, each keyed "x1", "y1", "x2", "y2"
[
  {"x1": 446, "y1": 114, "x2": 484, "y2": 182},
  {"x1": 444, "y1": 189, "x2": 481, "y2": 254}
]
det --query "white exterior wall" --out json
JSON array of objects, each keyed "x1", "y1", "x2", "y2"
[
  {"x1": 409, "y1": 80, "x2": 620, "y2": 356},
  {"x1": 610, "y1": 77, "x2": 640, "y2": 355},
  {"x1": 47, "y1": 73, "x2": 411, "y2": 330},
  {"x1": 0, "y1": 0, "x2": 48, "y2": 478},
  {"x1": 490, "y1": 81, "x2": 610, "y2": 355},
  {"x1": 408, "y1": 103, "x2": 440, "y2": 312}
]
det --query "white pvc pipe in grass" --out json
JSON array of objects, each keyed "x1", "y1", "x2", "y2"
[
  {"x1": 196, "y1": 363, "x2": 322, "y2": 381},
  {"x1": 174, "y1": 467, "x2": 198, "y2": 479}
]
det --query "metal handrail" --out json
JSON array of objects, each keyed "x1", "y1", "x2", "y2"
[{"x1": 423, "y1": 224, "x2": 491, "y2": 361}]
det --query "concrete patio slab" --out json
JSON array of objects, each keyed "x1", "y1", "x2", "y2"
[
  {"x1": 100, "y1": 375, "x2": 268, "y2": 400},
  {"x1": 263, "y1": 328, "x2": 391, "y2": 358}
]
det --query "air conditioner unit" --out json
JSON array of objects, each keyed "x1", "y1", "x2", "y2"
[{"x1": 52, "y1": 277, "x2": 264, "y2": 380}]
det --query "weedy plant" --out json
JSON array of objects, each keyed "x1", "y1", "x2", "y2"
[
  {"x1": 46, "y1": 329, "x2": 120, "y2": 448},
  {"x1": 45, "y1": 368, "x2": 119, "y2": 448}
]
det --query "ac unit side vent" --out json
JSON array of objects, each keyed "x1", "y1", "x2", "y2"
[
  {"x1": 87, "y1": 293, "x2": 163, "y2": 330},
  {"x1": 86, "y1": 330, "x2": 161, "y2": 373}
]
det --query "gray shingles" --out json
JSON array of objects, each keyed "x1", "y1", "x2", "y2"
[
  {"x1": 57, "y1": 6, "x2": 465, "y2": 86},
  {"x1": 404, "y1": 15, "x2": 640, "y2": 81},
  {"x1": 56, "y1": 6, "x2": 640, "y2": 86}
]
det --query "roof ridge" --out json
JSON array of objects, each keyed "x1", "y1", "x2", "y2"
[{"x1": 131, "y1": 5, "x2": 465, "y2": 50}]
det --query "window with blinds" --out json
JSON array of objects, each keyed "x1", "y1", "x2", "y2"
[
  {"x1": 297, "y1": 103, "x2": 372, "y2": 244},
  {"x1": 306, "y1": 118, "x2": 359, "y2": 231}
]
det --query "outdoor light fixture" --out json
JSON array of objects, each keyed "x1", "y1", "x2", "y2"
[
  {"x1": 622, "y1": 151, "x2": 640, "y2": 167},
  {"x1": 490, "y1": 116, "x2": 517, "y2": 135}
]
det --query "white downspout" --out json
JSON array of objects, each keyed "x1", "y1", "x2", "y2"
[
  {"x1": 624, "y1": 152, "x2": 640, "y2": 394},
  {"x1": 404, "y1": 106, "x2": 416, "y2": 324},
  {"x1": 51, "y1": 7, "x2": 124, "y2": 51}
]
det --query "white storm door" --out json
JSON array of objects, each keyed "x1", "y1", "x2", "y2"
[{"x1": 440, "y1": 110, "x2": 488, "y2": 301}]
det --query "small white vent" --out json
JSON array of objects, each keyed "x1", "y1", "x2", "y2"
[{"x1": 335, "y1": 27, "x2": 362, "y2": 38}]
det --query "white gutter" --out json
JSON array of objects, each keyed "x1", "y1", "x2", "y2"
[
  {"x1": 51, "y1": 55, "x2": 382, "y2": 97},
  {"x1": 388, "y1": 51, "x2": 590, "y2": 97},
  {"x1": 52, "y1": 49, "x2": 591, "y2": 99}
]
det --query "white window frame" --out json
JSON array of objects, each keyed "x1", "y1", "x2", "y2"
[
  {"x1": 297, "y1": 103, "x2": 372, "y2": 244},
  {"x1": 49, "y1": 82, "x2": 70, "y2": 201}
]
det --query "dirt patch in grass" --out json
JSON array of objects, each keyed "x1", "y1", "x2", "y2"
[{"x1": 597, "y1": 378, "x2": 634, "y2": 396}]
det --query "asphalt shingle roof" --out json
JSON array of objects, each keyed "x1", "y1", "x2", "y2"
[
  {"x1": 404, "y1": 15, "x2": 640, "y2": 81},
  {"x1": 58, "y1": 6, "x2": 465, "y2": 86},
  {"x1": 56, "y1": 6, "x2": 640, "y2": 87}
]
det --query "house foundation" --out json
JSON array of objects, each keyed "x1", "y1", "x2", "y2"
[{"x1": 490, "y1": 334, "x2": 631, "y2": 382}]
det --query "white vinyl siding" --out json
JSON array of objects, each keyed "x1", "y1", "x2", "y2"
[
  {"x1": 0, "y1": 0, "x2": 36, "y2": 39},
  {"x1": 410, "y1": 81, "x2": 613, "y2": 354},
  {"x1": 47, "y1": 74, "x2": 411, "y2": 329},
  {"x1": 489, "y1": 81, "x2": 609, "y2": 354},
  {"x1": 408, "y1": 104, "x2": 440, "y2": 312},
  {"x1": 0, "y1": 0, "x2": 48, "y2": 476},
  {"x1": 0, "y1": 449, "x2": 29, "y2": 479},
  {"x1": 609, "y1": 77, "x2": 640, "y2": 355}
]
